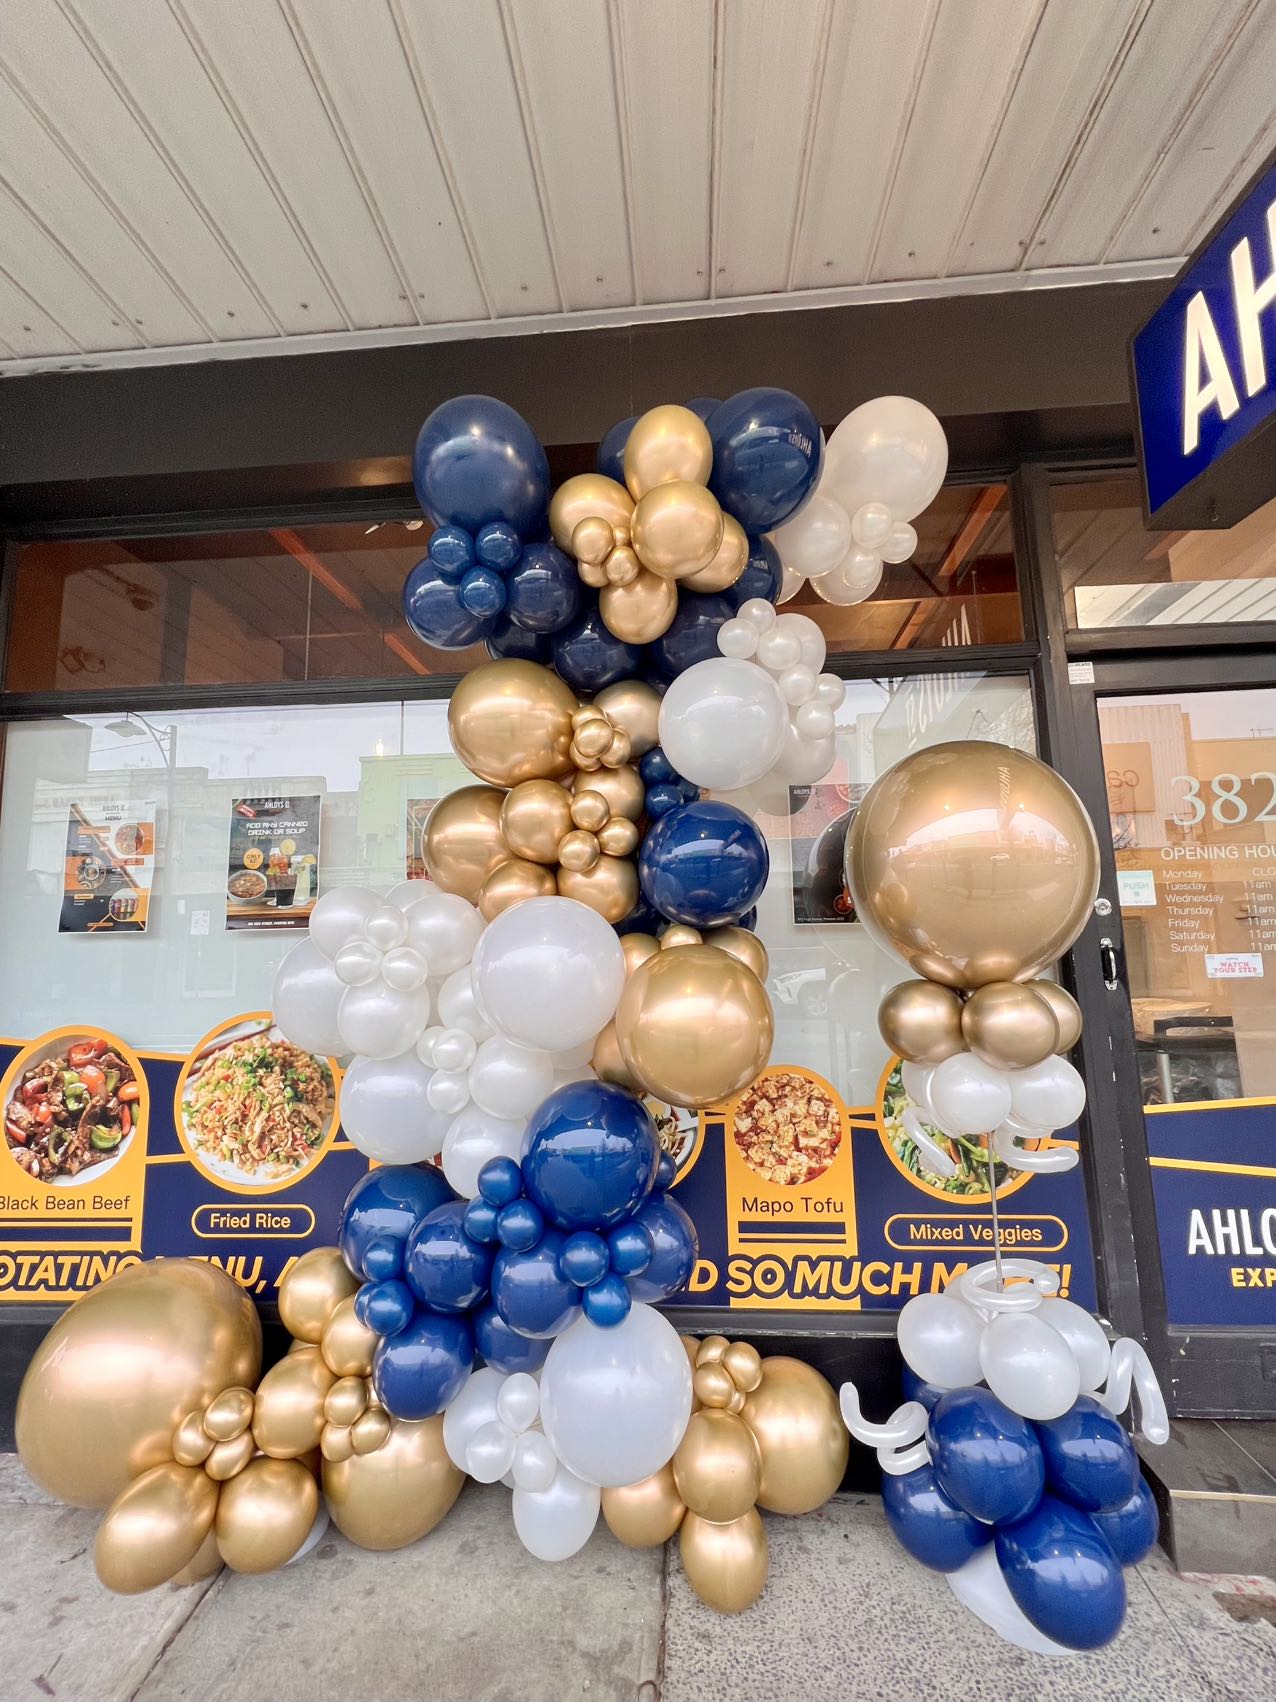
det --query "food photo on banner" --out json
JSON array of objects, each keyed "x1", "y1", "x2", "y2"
[{"x1": 11, "y1": 388, "x2": 1170, "y2": 1650}]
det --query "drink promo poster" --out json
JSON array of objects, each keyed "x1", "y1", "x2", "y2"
[{"x1": 225, "y1": 796, "x2": 320, "y2": 932}]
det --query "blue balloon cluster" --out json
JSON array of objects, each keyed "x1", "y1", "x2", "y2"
[
  {"x1": 638, "y1": 745, "x2": 700, "y2": 821},
  {"x1": 883, "y1": 1386, "x2": 1159, "y2": 1652}
]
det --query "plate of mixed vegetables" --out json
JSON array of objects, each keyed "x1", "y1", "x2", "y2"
[
  {"x1": 5, "y1": 1035, "x2": 140, "y2": 1185},
  {"x1": 881, "y1": 1060, "x2": 1011, "y2": 1198}
]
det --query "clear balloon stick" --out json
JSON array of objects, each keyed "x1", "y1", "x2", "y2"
[{"x1": 987, "y1": 1153, "x2": 1005, "y2": 1290}]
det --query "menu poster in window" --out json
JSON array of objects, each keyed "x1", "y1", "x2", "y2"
[
  {"x1": 225, "y1": 796, "x2": 320, "y2": 931},
  {"x1": 59, "y1": 798, "x2": 156, "y2": 933},
  {"x1": 787, "y1": 784, "x2": 862, "y2": 925},
  {"x1": 405, "y1": 797, "x2": 439, "y2": 882}
]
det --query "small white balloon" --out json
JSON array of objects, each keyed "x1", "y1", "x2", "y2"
[
  {"x1": 364, "y1": 903, "x2": 409, "y2": 952},
  {"x1": 496, "y1": 1373, "x2": 541, "y2": 1434},
  {"x1": 432, "y1": 1027, "x2": 478, "y2": 1072},
  {"x1": 777, "y1": 563, "x2": 803, "y2": 604},
  {"x1": 512, "y1": 1465, "x2": 601, "y2": 1563},
  {"x1": 928, "y1": 1053, "x2": 1013, "y2": 1136},
  {"x1": 1009, "y1": 1056, "x2": 1086, "y2": 1131},
  {"x1": 738, "y1": 597, "x2": 777, "y2": 631},
  {"x1": 386, "y1": 879, "x2": 428, "y2": 910},
  {"x1": 880, "y1": 521, "x2": 919, "y2": 564},
  {"x1": 717, "y1": 617, "x2": 759, "y2": 659},
  {"x1": 896, "y1": 1291, "x2": 983, "y2": 1388},
  {"x1": 851, "y1": 500, "x2": 893, "y2": 549},
  {"x1": 778, "y1": 664, "x2": 818, "y2": 705},
  {"x1": 309, "y1": 886, "x2": 382, "y2": 961},
  {"x1": 380, "y1": 944, "x2": 430, "y2": 992},
  {"x1": 416, "y1": 1025, "x2": 446, "y2": 1067},
  {"x1": 778, "y1": 613, "x2": 826, "y2": 672},
  {"x1": 272, "y1": 939, "x2": 346, "y2": 1057},
  {"x1": 1037, "y1": 1297, "x2": 1112, "y2": 1394},
  {"x1": 466, "y1": 1419, "x2": 517, "y2": 1484},
  {"x1": 441, "y1": 1104, "x2": 527, "y2": 1197},
  {"x1": 769, "y1": 491, "x2": 853, "y2": 579},
  {"x1": 442, "y1": 1367, "x2": 504, "y2": 1470},
  {"x1": 978, "y1": 1312, "x2": 1081, "y2": 1422},
  {"x1": 774, "y1": 721, "x2": 837, "y2": 785},
  {"x1": 794, "y1": 699, "x2": 836, "y2": 740},
  {"x1": 812, "y1": 551, "x2": 882, "y2": 605},
  {"x1": 755, "y1": 627, "x2": 801, "y2": 672},
  {"x1": 552, "y1": 1039, "x2": 596, "y2": 1069},
  {"x1": 404, "y1": 889, "x2": 484, "y2": 976},
  {"x1": 339, "y1": 1050, "x2": 451, "y2": 1164},
  {"x1": 816, "y1": 673, "x2": 846, "y2": 707},
  {"x1": 334, "y1": 939, "x2": 384, "y2": 988},
  {"x1": 469, "y1": 1034, "x2": 555, "y2": 1120},
  {"x1": 511, "y1": 1430, "x2": 557, "y2": 1493},
  {"x1": 901, "y1": 1060, "x2": 937, "y2": 1117},
  {"x1": 337, "y1": 980, "x2": 433, "y2": 1060},
  {"x1": 427, "y1": 1069, "x2": 471, "y2": 1114},
  {"x1": 437, "y1": 965, "x2": 495, "y2": 1041}
]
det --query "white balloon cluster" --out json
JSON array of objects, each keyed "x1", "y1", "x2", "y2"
[
  {"x1": 898, "y1": 1053, "x2": 1087, "y2": 1184},
  {"x1": 657, "y1": 599, "x2": 845, "y2": 792},
  {"x1": 767, "y1": 395, "x2": 948, "y2": 606}
]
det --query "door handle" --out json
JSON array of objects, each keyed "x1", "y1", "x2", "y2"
[{"x1": 1099, "y1": 935, "x2": 1122, "y2": 990}]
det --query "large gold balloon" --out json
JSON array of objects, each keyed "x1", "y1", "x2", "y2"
[
  {"x1": 600, "y1": 569, "x2": 678, "y2": 642},
  {"x1": 549, "y1": 473, "x2": 634, "y2": 554},
  {"x1": 501, "y1": 779, "x2": 574, "y2": 864},
  {"x1": 601, "y1": 1464, "x2": 686, "y2": 1548},
  {"x1": 594, "y1": 680, "x2": 662, "y2": 757},
  {"x1": 320, "y1": 1294, "x2": 379, "y2": 1379},
  {"x1": 251, "y1": 1347, "x2": 335, "y2": 1459},
  {"x1": 877, "y1": 979, "x2": 966, "y2": 1065},
  {"x1": 616, "y1": 945, "x2": 773, "y2": 1109},
  {"x1": 623, "y1": 404, "x2": 714, "y2": 499},
  {"x1": 170, "y1": 1526, "x2": 224, "y2": 1587},
  {"x1": 1028, "y1": 979, "x2": 1083, "y2": 1051},
  {"x1": 323, "y1": 1416, "x2": 464, "y2": 1550},
  {"x1": 679, "y1": 1510, "x2": 768, "y2": 1614},
  {"x1": 478, "y1": 857, "x2": 558, "y2": 920},
  {"x1": 94, "y1": 1461, "x2": 219, "y2": 1594},
  {"x1": 846, "y1": 742, "x2": 1100, "y2": 990},
  {"x1": 16, "y1": 1259, "x2": 261, "y2": 1509},
  {"x1": 556, "y1": 853, "x2": 638, "y2": 924},
  {"x1": 741, "y1": 1357, "x2": 848, "y2": 1515},
  {"x1": 278, "y1": 1247, "x2": 358, "y2": 1344},
  {"x1": 591, "y1": 1019, "x2": 641, "y2": 1091},
  {"x1": 631, "y1": 481, "x2": 724, "y2": 579},
  {"x1": 680, "y1": 513, "x2": 749, "y2": 593},
  {"x1": 961, "y1": 980, "x2": 1060, "y2": 1071},
  {"x1": 423, "y1": 785, "x2": 507, "y2": 902},
  {"x1": 202, "y1": 1385, "x2": 255, "y2": 1442},
  {"x1": 575, "y1": 762, "x2": 645, "y2": 822},
  {"x1": 448, "y1": 660, "x2": 578, "y2": 788},
  {"x1": 673, "y1": 1410, "x2": 762, "y2": 1524},
  {"x1": 702, "y1": 925, "x2": 769, "y2": 983},
  {"x1": 215, "y1": 1456, "x2": 319, "y2": 1574}
]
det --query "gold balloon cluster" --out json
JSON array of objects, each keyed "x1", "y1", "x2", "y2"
[
  {"x1": 602, "y1": 1339, "x2": 847, "y2": 1613},
  {"x1": 550, "y1": 405, "x2": 749, "y2": 643},
  {"x1": 428, "y1": 661, "x2": 661, "y2": 924},
  {"x1": 592, "y1": 929, "x2": 773, "y2": 1110}
]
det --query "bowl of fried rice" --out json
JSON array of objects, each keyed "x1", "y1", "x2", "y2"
[{"x1": 180, "y1": 1021, "x2": 336, "y2": 1186}]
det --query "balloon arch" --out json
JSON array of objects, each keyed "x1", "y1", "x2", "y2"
[{"x1": 18, "y1": 392, "x2": 1166, "y2": 1651}]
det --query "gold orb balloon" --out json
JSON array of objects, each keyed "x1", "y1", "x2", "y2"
[
  {"x1": 569, "y1": 788, "x2": 611, "y2": 833},
  {"x1": 320, "y1": 1294, "x2": 380, "y2": 1379},
  {"x1": 95, "y1": 1461, "x2": 220, "y2": 1595},
  {"x1": 877, "y1": 979, "x2": 967, "y2": 1065},
  {"x1": 591, "y1": 1019, "x2": 641, "y2": 1092},
  {"x1": 621, "y1": 932, "x2": 661, "y2": 976},
  {"x1": 673, "y1": 1410, "x2": 763, "y2": 1524},
  {"x1": 616, "y1": 945, "x2": 773, "y2": 1109},
  {"x1": 324, "y1": 1375, "x2": 370, "y2": 1429},
  {"x1": 204, "y1": 1431, "x2": 257, "y2": 1482},
  {"x1": 631, "y1": 481, "x2": 724, "y2": 579},
  {"x1": 593, "y1": 679, "x2": 662, "y2": 757},
  {"x1": 576, "y1": 762, "x2": 645, "y2": 822},
  {"x1": 623, "y1": 403, "x2": 713, "y2": 498},
  {"x1": 501, "y1": 779, "x2": 574, "y2": 864},
  {"x1": 251, "y1": 1347, "x2": 335, "y2": 1459},
  {"x1": 323, "y1": 1416, "x2": 464, "y2": 1551},
  {"x1": 1028, "y1": 979, "x2": 1083, "y2": 1051},
  {"x1": 597, "y1": 817, "x2": 640, "y2": 858},
  {"x1": 448, "y1": 660, "x2": 578, "y2": 788},
  {"x1": 549, "y1": 473, "x2": 634, "y2": 555},
  {"x1": 16, "y1": 1259, "x2": 261, "y2": 1509},
  {"x1": 693, "y1": 1363, "x2": 736, "y2": 1409},
  {"x1": 602, "y1": 1464, "x2": 687, "y2": 1548},
  {"x1": 846, "y1": 741, "x2": 1100, "y2": 990},
  {"x1": 169, "y1": 1527, "x2": 224, "y2": 1588},
  {"x1": 721, "y1": 1341, "x2": 763, "y2": 1394},
  {"x1": 741, "y1": 1356, "x2": 848, "y2": 1516},
  {"x1": 557, "y1": 828, "x2": 601, "y2": 874},
  {"x1": 352, "y1": 1407, "x2": 391, "y2": 1456},
  {"x1": 679, "y1": 1509, "x2": 768, "y2": 1614},
  {"x1": 215, "y1": 1457, "x2": 319, "y2": 1574},
  {"x1": 202, "y1": 1385, "x2": 256, "y2": 1442},
  {"x1": 172, "y1": 1411, "x2": 215, "y2": 1467},
  {"x1": 278, "y1": 1247, "x2": 358, "y2": 1344},
  {"x1": 960, "y1": 980, "x2": 1060, "y2": 1071},
  {"x1": 478, "y1": 857, "x2": 558, "y2": 921},
  {"x1": 701, "y1": 925, "x2": 769, "y2": 983},
  {"x1": 423, "y1": 785, "x2": 508, "y2": 902}
]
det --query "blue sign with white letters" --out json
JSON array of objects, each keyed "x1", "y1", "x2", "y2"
[{"x1": 1132, "y1": 151, "x2": 1276, "y2": 528}]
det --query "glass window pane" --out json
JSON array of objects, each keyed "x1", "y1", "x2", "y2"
[{"x1": 1054, "y1": 477, "x2": 1276, "y2": 630}]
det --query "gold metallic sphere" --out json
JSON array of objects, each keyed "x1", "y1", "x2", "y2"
[
  {"x1": 594, "y1": 680, "x2": 662, "y2": 757},
  {"x1": 423, "y1": 785, "x2": 508, "y2": 903},
  {"x1": 501, "y1": 779, "x2": 574, "y2": 865},
  {"x1": 204, "y1": 1431, "x2": 257, "y2": 1483},
  {"x1": 570, "y1": 788, "x2": 612, "y2": 833},
  {"x1": 602, "y1": 1465, "x2": 686, "y2": 1548},
  {"x1": 961, "y1": 980, "x2": 1060, "y2": 1071},
  {"x1": 202, "y1": 1386, "x2": 256, "y2": 1443},
  {"x1": 679, "y1": 1509, "x2": 768, "y2": 1614},
  {"x1": 278, "y1": 1247, "x2": 358, "y2": 1345},
  {"x1": 555, "y1": 853, "x2": 639, "y2": 924},
  {"x1": 215, "y1": 1457, "x2": 319, "y2": 1575},
  {"x1": 702, "y1": 926, "x2": 769, "y2": 983},
  {"x1": 1028, "y1": 979, "x2": 1083, "y2": 1051},
  {"x1": 632, "y1": 482, "x2": 724, "y2": 580},
  {"x1": 320, "y1": 1294, "x2": 380, "y2": 1380},
  {"x1": 741, "y1": 1357, "x2": 848, "y2": 1516},
  {"x1": 616, "y1": 945, "x2": 773, "y2": 1109},
  {"x1": 674, "y1": 1409, "x2": 763, "y2": 1524},
  {"x1": 94, "y1": 1462, "x2": 219, "y2": 1595},
  {"x1": 323, "y1": 1416, "x2": 464, "y2": 1552},
  {"x1": 623, "y1": 404, "x2": 713, "y2": 499},
  {"x1": 877, "y1": 979, "x2": 967, "y2": 1065},
  {"x1": 448, "y1": 660, "x2": 579, "y2": 788},
  {"x1": 693, "y1": 1363, "x2": 736, "y2": 1409},
  {"x1": 558, "y1": 829, "x2": 602, "y2": 874}
]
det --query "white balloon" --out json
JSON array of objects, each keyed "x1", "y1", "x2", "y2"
[
  {"x1": 441, "y1": 1104, "x2": 527, "y2": 1197},
  {"x1": 1009, "y1": 1056, "x2": 1087, "y2": 1131},
  {"x1": 774, "y1": 720, "x2": 837, "y2": 785},
  {"x1": 896, "y1": 1292, "x2": 983, "y2": 1388},
  {"x1": 427, "y1": 1070, "x2": 470, "y2": 1114},
  {"x1": 900, "y1": 1061, "x2": 937, "y2": 1116},
  {"x1": 775, "y1": 611, "x2": 826, "y2": 671},
  {"x1": 512, "y1": 1465, "x2": 601, "y2": 1562},
  {"x1": 816, "y1": 673, "x2": 846, "y2": 707},
  {"x1": 416, "y1": 1025, "x2": 446, "y2": 1066},
  {"x1": 339, "y1": 1050, "x2": 450, "y2": 1163},
  {"x1": 309, "y1": 886, "x2": 383, "y2": 961},
  {"x1": 737, "y1": 597, "x2": 777, "y2": 631},
  {"x1": 386, "y1": 879, "x2": 428, "y2": 910},
  {"x1": 947, "y1": 1546, "x2": 1074, "y2": 1659},
  {"x1": 851, "y1": 500, "x2": 893, "y2": 549},
  {"x1": 471, "y1": 897, "x2": 626, "y2": 1054},
  {"x1": 511, "y1": 1430, "x2": 558, "y2": 1493},
  {"x1": 794, "y1": 700, "x2": 835, "y2": 740},
  {"x1": 539, "y1": 1305, "x2": 693, "y2": 1489},
  {"x1": 337, "y1": 979, "x2": 433, "y2": 1060},
  {"x1": 334, "y1": 939, "x2": 384, "y2": 987},
  {"x1": 880, "y1": 521, "x2": 919, "y2": 564},
  {"x1": 497, "y1": 1372, "x2": 541, "y2": 1434},
  {"x1": 755, "y1": 627, "x2": 801, "y2": 672},
  {"x1": 272, "y1": 939, "x2": 346, "y2": 1056},
  {"x1": 717, "y1": 618, "x2": 759, "y2": 659},
  {"x1": 823, "y1": 395, "x2": 949, "y2": 521},
  {"x1": 466, "y1": 1418, "x2": 517, "y2": 1483},
  {"x1": 552, "y1": 1065, "x2": 596, "y2": 1089},
  {"x1": 469, "y1": 1035, "x2": 555, "y2": 1120},
  {"x1": 978, "y1": 1312, "x2": 1081, "y2": 1421},
  {"x1": 811, "y1": 550, "x2": 883, "y2": 605},
  {"x1": 437, "y1": 966, "x2": 495, "y2": 1041},
  {"x1": 404, "y1": 889, "x2": 484, "y2": 976},
  {"x1": 552, "y1": 1039, "x2": 595, "y2": 1069},
  {"x1": 1037, "y1": 1298, "x2": 1111, "y2": 1394},
  {"x1": 778, "y1": 664, "x2": 818, "y2": 705},
  {"x1": 381, "y1": 944, "x2": 430, "y2": 992},
  {"x1": 442, "y1": 1366, "x2": 504, "y2": 1470},
  {"x1": 769, "y1": 491, "x2": 853, "y2": 579},
  {"x1": 777, "y1": 563, "x2": 803, "y2": 604},
  {"x1": 432, "y1": 1027, "x2": 478, "y2": 1072},
  {"x1": 928, "y1": 1053, "x2": 1013, "y2": 1136},
  {"x1": 657, "y1": 657, "x2": 788, "y2": 790},
  {"x1": 364, "y1": 903, "x2": 408, "y2": 952}
]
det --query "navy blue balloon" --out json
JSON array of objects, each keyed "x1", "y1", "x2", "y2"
[
  {"x1": 707, "y1": 388, "x2": 822, "y2": 532},
  {"x1": 463, "y1": 1196, "x2": 501, "y2": 1245},
  {"x1": 505, "y1": 541, "x2": 581, "y2": 633},
  {"x1": 625, "y1": 1193, "x2": 698, "y2": 1303},
  {"x1": 928, "y1": 1387, "x2": 1045, "y2": 1527},
  {"x1": 882, "y1": 1464, "x2": 994, "y2": 1573},
  {"x1": 597, "y1": 415, "x2": 637, "y2": 482},
  {"x1": 559, "y1": 1230, "x2": 610, "y2": 1288},
  {"x1": 1035, "y1": 1396, "x2": 1140, "y2": 1515},
  {"x1": 478, "y1": 1156, "x2": 524, "y2": 1208},
  {"x1": 684, "y1": 396, "x2": 723, "y2": 423},
  {"x1": 724, "y1": 535, "x2": 782, "y2": 608},
  {"x1": 497, "y1": 1197, "x2": 545, "y2": 1253},
  {"x1": 647, "y1": 592, "x2": 733, "y2": 679},
  {"x1": 459, "y1": 566, "x2": 507, "y2": 618},
  {"x1": 486, "y1": 619, "x2": 553, "y2": 662},
  {"x1": 995, "y1": 1495, "x2": 1126, "y2": 1651},
  {"x1": 354, "y1": 1277, "x2": 414, "y2": 1338},
  {"x1": 361, "y1": 1233, "x2": 404, "y2": 1283},
  {"x1": 428, "y1": 524, "x2": 475, "y2": 578},
  {"x1": 475, "y1": 520, "x2": 522, "y2": 571},
  {"x1": 403, "y1": 1201, "x2": 493, "y2": 1314},
  {"x1": 1090, "y1": 1476, "x2": 1159, "y2": 1567},
  {"x1": 608, "y1": 1221, "x2": 653, "y2": 1277},
  {"x1": 339, "y1": 1165, "x2": 455, "y2": 1280},
  {"x1": 735, "y1": 907, "x2": 758, "y2": 932},
  {"x1": 644, "y1": 782, "x2": 683, "y2": 820},
  {"x1": 413, "y1": 395, "x2": 549, "y2": 536},
  {"x1": 639, "y1": 747, "x2": 678, "y2": 786},
  {"x1": 582, "y1": 1271, "x2": 632, "y2": 1327},
  {"x1": 615, "y1": 897, "x2": 664, "y2": 937},
  {"x1": 655, "y1": 1151, "x2": 678, "y2": 1190},
  {"x1": 552, "y1": 606, "x2": 646, "y2": 694},
  {"x1": 491, "y1": 1230, "x2": 582, "y2": 1338},
  {"x1": 474, "y1": 1303, "x2": 552, "y2": 1375},
  {"x1": 640, "y1": 800, "x2": 770, "y2": 928},
  {"x1": 522, "y1": 1081, "x2": 660, "y2": 1231},
  {"x1": 404, "y1": 557, "x2": 496, "y2": 650},
  {"x1": 372, "y1": 1310, "x2": 475, "y2": 1420},
  {"x1": 901, "y1": 1364, "x2": 948, "y2": 1413}
]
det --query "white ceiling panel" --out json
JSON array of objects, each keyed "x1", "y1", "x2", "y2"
[
  {"x1": 0, "y1": 181, "x2": 144, "y2": 353},
  {"x1": 0, "y1": 267, "x2": 77, "y2": 359}
]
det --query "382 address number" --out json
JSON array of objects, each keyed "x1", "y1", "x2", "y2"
[{"x1": 1170, "y1": 773, "x2": 1276, "y2": 826}]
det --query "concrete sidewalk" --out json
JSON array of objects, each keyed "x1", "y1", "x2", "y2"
[{"x1": 4, "y1": 1454, "x2": 1274, "y2": 1702}]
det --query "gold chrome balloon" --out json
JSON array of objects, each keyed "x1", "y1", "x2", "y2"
[
  {"x1": 631, "y1": 482, "x2": 724, "y2": 579},
  {"x1": 591, "y1": 1020, "x2": 641, "y2": 1091},
  {"x1": 697, "y1": 1335, "x2": 730, "y2": 1365},
  {"x1": 721, "y1": 1341, "x2": 763, "y2": 1394},
  {"x1": 320, "y1": 1294, "x2": 379, "y2": 1379},
  {"x1": 616, "y1": 945, "x2": 773, "y2": 1109},
  {"x1": 693, "y1": 1363, "x2": 735, "y2": 1409},
  {"x1": 679, "y1": 1509, "x2": 768, "y2": 1614},
  {"x1": 569, "y1": 788, "x2": 611, "y2": 833},
  {"x1": 321, "y1": 1422, "x2": 356, "y2": 1463},
  {"x1": 323, "y1": 1416, "x2": 464, "y2": 1551},
  {"x1": 702, "y1": 926, "x2": 769, "y2": 983},
  {"x1": 600, "y1": 569, "x2": 679, "y2": 643},
  {"x1": 575, "y1": 762, "x2": 645, "y2": 822},
  {"x1": 1028, "y1": 979, "x2": 1083, "y2": 1052},
  {"x1": 169, "y1": 1527, "x2": 223, "y2": 1587},
  {"x1": 555, "y1": 853, "x2": 638, "y2": 924},
  {"x1": 251, "y1": 1348, "x2": 335, "y2": 1459},
  {"x1": 501, "y1": 779, "x2": 574, "y2": 864},
  {"x1": 680, "y1": 513, "x2": 749, "y2": 593},
  {"x1": 94, "y1": 1461, "x2": 219, "y2": 1594},
  {"x1": 478, "y1": 857, "x2": 557, "y2": 921},
  {"x1": 961, "y1": 981, "x2": 1060, "y2": 1071},
  {"x1": 351, "y1": 1407, "x2": 391, "y2": 1456},
  {"x1": 557, "y1": 829, "x2": 601, "y2": 874},
  {"x1": 15, "y1": 1259, "x2": 261, "y2": 1509},
  {"x1": 424, "y1": 785, "x2": 508, "y2": 902},
  {"x1": 621, "y1": 933, "x2": 661, "y2": 976},
  {"x1": 660, "y1": 924, "x2": 703, "y2": 950},
  {"x1": 549, "y1": 473, "x2": 634, "y2": 555},
  {"x1": 324, "y1": 1375, "x2": 370, "y2": 1429},
  {"x1": 448, "y1": 660, "x2": 578, "y2": 788},
  {"x1": 204, "y1": 1430, "x2": 257, "y2": 1482},
  {"x1": 215, "y1": 1457, "x2": 319, "y2": 1574},
  {"x1": 597, "y1": 817, "x2": 640, "y2": 858},
  {"x1": 594, "y1": 680, "x2": 662, "y2": 757},
  {"x1": 202, "y1": 1385, "x2": 256, "y2": 1443},
  {"x1": 846, "y1": 742, "x2": 1100, "y2": 990},
  {"x1": 674, "y1": 1410, "x2": 763, "y2": 1524},
  {"x1": 741, "y1": 1356, "x2": 848, "y2": 1516},
  {"x1": 624, "y1": 403, "x2": 714, "y2": 498},
  {"x1": 876, "y1": 979, "x2": 967, "y2": 1065},
  {"x1": 278, "y1": 1247, "x2": 358, "y2": 1345},
  {"x1": 602, "y1": 1464, "x2": 687, "y2": 1548},
  {"x1": 172, "y1": 1411, "x2": 215, "y2": 1467}
]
